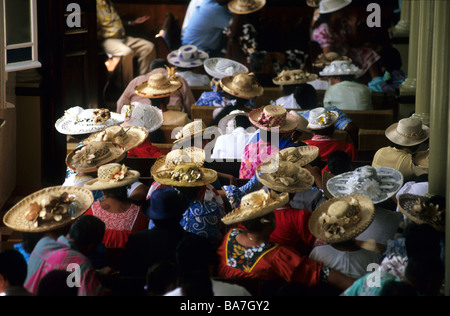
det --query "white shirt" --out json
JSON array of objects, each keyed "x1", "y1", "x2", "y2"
[
  {"x1": 275, "y1": 94, "x2": 300, "y2": 109},
  {"x1": 323, "y1": 81, "x2": 373, "y2": 111},
  {"x1": 211, "y1": 127, "x2": 253, "y2": 160},
  {"x1": 176, "y1": 71, "x2": 210, "y2": 87}
]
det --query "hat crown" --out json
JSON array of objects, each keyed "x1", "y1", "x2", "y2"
[
  {"x1": 396, "y1": 118, "x2": 424, "y2": 137},
  {"x1": 147, "y1": 73, "x2": 172, "y2": 89},
  {"x1": 177, "y1": 45, "x2": 199, "y2": 62},
  {"x1": 232, "y1": 74, "x2": 258, "y2": 92},
  {"x1": 179, "y1": 120, "x2": 206, "y2": 139},
  {"x1": 319, "y1": 0, "x2": 352, "y2": 14},
  {"x1": 97, "y1": 163, "x2": 122, "y2": 182},
  {"x1": 236, "y1": 0, "x2": 259, "y2": 10},
  {"x1": 320, "y1": 60, "x2": 361, "y2": 76},
  {"x1": 308, "y1": 107, "x2": 338, "y2": 129},
  {"x1": 257, "y1": 105, "x2": 287, "y2": 128}
]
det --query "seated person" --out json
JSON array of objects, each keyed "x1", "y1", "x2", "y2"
[{"x1": 167, "y1": 45, "x2": 211, "y2": 87}]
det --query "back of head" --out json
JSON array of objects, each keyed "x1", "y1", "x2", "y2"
[
  {"x1": 234, "y1": 114, "x2": 252, "y2": 129},
  {"x1": 151, "y1": 59, "x2": 170, "y2": 71},
  {"x1": 327, "y1": 150, "x2": 352, "y2": 175},
  {"x1": 69, "y1": 215, "x2": 106, "y2": 250},
  {"x1": 405, "y1": 254, "x2": 444, "y2": 296},
  {"x1": 380, "y1": 46, "x2": 402, "y2": 73},
  {"x1": 404, "y1": 223, "x2": 441, "y2": 259},
  {"x1": 249, "y1": 51, "x2": 269, "y2": 73},
  {"x1": 181, "y1": 269, "x2": 214, "y2": 296},
  {"x1": 379, "y1": 280, "x2": 417, "y2": 296},
  {"x1": 0, "y1": 250, "x2": 28, "y2": 287},
  {"x1": 293, "y1": 84, "x2": 318, "y2": 110},
  {"x1": 36, "y1": 270, "x2": 78, "y2": 296},
  {"x1": 146, "y1": 261, "x2": 179, "y2": 296}
]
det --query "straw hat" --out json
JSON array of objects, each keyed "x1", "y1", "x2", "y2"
[
  {"x1": 167, "y1": 45, "x2": 209, "y2": 68},
  {"x1": 152, "y1": 163, "x2": 218, "y2": 188},
  {"x1": 173, "y1": 120, "x2": 208, "y2": 144},
  {"x1": 66, "y1": 141, "x2": 127, "y2": 173},
  {"x1": 306, "y1": 0, "x2": 321, "y2": 8},
  {"x1": 134, "y1": 69, "x2": 182, "y2": 99},
  {"x1": 218, "y1": 110, "x2": 249, "y2": 133},
  {"x1": 55, "y1": 106, "x2": 125, "y2": 136},
  {"x1": 385, "y1": 117, "x2": 430, "y2": 147},
  {"x1": 221, "y1": 189, "x2": 289, "y2": 225},
  {"x1": 82, "y1": 125, "x2": 148, "y2": 151},
  {"x1": 398, "y1": 194, "x2": 445, "y2": 232},
  {"x1": 308, "y1": 194, "x2": 375, "y2": 243},
  {"x1": 83, "y1": 163, "x2": 140, "y2": 191},
  {"x1": 151, "y1": 147, "x2": 206, "y2": 177},
  {"x1": 2, "y1": 186, "x2": 94, "y2": 233},
  {"x1": 289, "y1": 111, "x2": 314, "y2": 136},
  {"x1": 273, "y1": 69, "x2": 318, "y2": 86},
  {"x1": 327, "y1": 166, "x2": 404, "y2": 204},
  {"x1": 228, "y1": 0, "x2": 266, "y2": 15},
  {"x1": 120, "y1": 102, "x2": 164, "y2": 133},
  {"x1": 203, "y1": 58, "x2": 249, "y2": 79},
  {"x1": 277, "y1": 146, "x2": 319, "y2": 166},
  {"x1": 319, "y1": 0, "x2": 352, "y2": 14},
  {"x1": 249, "y1": 105, "x2": 299, "y2": 133},
  {"x1": 256, "y1": 160, "x2": 315, "y2": 194},
  {"x1": 319, "y1": 60, "x2": 362, "y2": 77},
  {"x1": 220, "y1": 73, "x2": 264, "y2": 100},
  {"x1": 313, "y1": 52, "x2": 352, "y2": 69},
  {"x1": 307, "y1": 107, "x2": 339, "y2": 130}
]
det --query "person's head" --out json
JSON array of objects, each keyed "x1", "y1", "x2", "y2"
[
  {"x1": 380, "y1": 45, "x2": 402, "y2": 73},
  {"x1": 241, "y1": 212, "x2": 276, "y2": 236},
  {"x1": 0, "y1": 250, "x2": 28, "y2": 293},
  {"x1": 404, "y1": 254, "x2": 444, "y2": 296},
  {"x1": 293, "y1": 84, "x2": 318, "y2": 110},
  {"x1": 250, "y1": 51, "x2": 273, "y2": 75},
  {"x1": 150, "y1": 96, "x2": 170, "y2": 111},
  {"x1": 404, "y1": 223, "x2": 442, "y2": 259},
  {"x1": 327, "y1": 150, "x2": 352, "y2": 175},
  {"x1": 68, "y1": 215, "x2": 106, "y2": 256},
  {"x1": 180, "y1": 269, "x2": 214, "y2": 296},
  {"x1": 150, "y1": 59, "x2": 170, "y2": 71},
  {"x1": 234, "y1": 114, "x2": 252, "y2": 129},
  {"x1": 21, "y1": 232, "x2": 46, "y2": 254},
  {"x1": 36, "y1": 270, "x2": 78, "y2": 296},
  {"x1": 102, "y1": 186, "x2": 129, "y2": 202},
  {"x1": 145, "y1": 261, "x2": 179, "y2": 296},
  {"x1": 379, "y1": 280, "x2": 418, "y2": 296},
  {"x1": 312, "y1": 124, "x2": 335, "y2": 136}
]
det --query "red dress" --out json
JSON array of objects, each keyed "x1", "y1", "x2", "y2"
[
  {"x1": 127, "y1": 138, "x2": 162, "y2": 158},
  {"x1": 85, "y1": 201, "x2": 149, "y2": 248},
  {"x1": 216, "y1": 228, "x2": 322, "y2": 288},
  {"x1": 305, "y1": 135, "x2": 357, "y2": 162}
]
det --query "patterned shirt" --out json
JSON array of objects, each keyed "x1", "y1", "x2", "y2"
[
  {"x1": 239, "y1": 139, "x2": 279, "y2": 179},
  {"x1": 96, "y1": 0, "x2": 125, "y2": 39}
]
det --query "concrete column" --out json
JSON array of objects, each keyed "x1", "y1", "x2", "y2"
[{"x1": 393, "y1": 0, "x2": 410, "y2": 37}]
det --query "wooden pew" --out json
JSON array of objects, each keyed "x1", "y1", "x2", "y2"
[{"x1": 343, "y1": 109, "x2": 394, "y2": 130}]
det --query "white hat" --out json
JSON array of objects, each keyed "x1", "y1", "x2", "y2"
[
  {"x1": 385, "y1": 117, "x2": 430, "y2": 147},
  {"x1": 121, "y1": 102, "x2": 164, "y2": 133},
  {"x1": 319, "y1": 60, "x2": 362, "y2": 77},
  {"x1": 319, "y1": 0, "x2": 352, "y2": 14},
  {"x1": 167, "y1": 45, "x2": 209, "y2": 68},
  {"x1": 203, "y1": 58, "x2": 249, "y2": 79},
  {"x1": 307, "y1": 107, "x2": 339, "y2": 130}
]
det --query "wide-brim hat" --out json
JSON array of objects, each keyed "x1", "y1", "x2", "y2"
[
  {"x1": 120, "y1": 103, "x2": 164, "y2": 133},
  {"x1": 152, "y1": 163, "x2": 218, "y2": 188},
  {"x1": 273, "y1": 69, "x2": 318, "y2": 86},
  {"x1": 218, "y1": 110, "x2": 250, "y2": 133},
  {"x1": 167, "y1": 45, "x2": 209, "y2": 68},
  {"x1": 385, "y1": 117, "x2": 430, "y2": 147},
  {"x1": 55, "y1": 106, "x2": 125, "y2": 136},
  {"x1": 151, "y1": 147, "x2": 206, "y2": 177},
  {"x1": 398, "y1": 193, "x2": 445, "y2": 232},
  {"x1": 221, "y1": 189, "x2": 289, "y2": 225},
  {"x1": 307, "y1": 107, "x2": 339, "y2": 130},
  {"x1": 204, "y1": 58, "x2": 249, "y2": 79},
  {"x1": 327, "y1": 166, "x2": 404, "y2": 204},
  {"x1": 256, "y1": 161, "x2": 315, "y2": 194},
  {"x1": 173, "y1": 120, "x2": 208, "y2": 144},
  {"x1": 228, "y1": 0, "x2": 266, "y2": 15},
  {"x1": 313, "y1": 53, "x2": 352, "y2": 69},
  {"x1": 134, "y1": 71, "x2": 182, "y2": 99},
  {"x1": 249, "y1": 105, "x2": 299, "y2": 133},
  {"x1": 82, "y1": 125, "x2": 148, "y2": 151},
  {"x1": 220, "y1": 73, "x2": 264, "y2": 100},
  {"x1": 277, "y1": 146, "x2": 319, "y2": 166},
  {"x1": 66, "y1": 142, "x2": 127, "y2": 173},
  {"x1": 309, "y1": 193, "x2": 375, "y2": 244},
  {"x1": 319, "y1": 60, "x2": 362, "y2": 77},
  {"x1": 288, "y1": 111, "x2": 314, "y2": 136},
  {"x1": 319, "y1": 0, "x2": 352, "y2": 14},
  {"x1": 2, "y1": 186, "x2": 94, "y2": 233},
  {"x1": 306, "y1": 0, "x2": 321, "y2": 8},
  {"x1": 83, "y1": 163, "x2": 141, "y2": 191},
  {"x1": 412, "y1": 150, "x2": 429, "y2": 169}
]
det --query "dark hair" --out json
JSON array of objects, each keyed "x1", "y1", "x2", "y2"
[
  {"x1": 36, "y1": 270, "x2": 78, "y2": 296},
  {"x1": 404, "y1": 254, "x2": 444, "y2": 296},
  {"x1": 234, "y1": 115, "x2": 253, "y2": 129},
  {"x1": 240, "y1": 212, "x2": 274, "y2": 233},
  {"x1": 150, "y1": 59, "x2": 170, "y2": 70},
  {"x1": 313, "y1": 124, "x2": 335, "y2": 136},
  {"x1": 21, "y1": 232, "x2": 45, "y2": 254},
  {"x1": 404, "y1": 223, "x2": 441, "y2": 259},
  {"x1": 379, "y1": 280, "x2": 417, "y2": 296},
  {"x1": 150, "y1": 96, "x2": 170, "y2": 108},
  {"x1": 293, "y1": 84, "x2": 318, "y2": 110},
  {"x1": 69, "y1": 215, "x2": 105, "y2": 249},
  {"x1": 250, "y1": 51, "x2": 269, "y2": 73},
  {"x1": 0, "y1": 250, "x2": 28, "y2": 286},
  {"x1": 146, "y1": 261, "x2": 179, "y2": 296},
  {"x1": 327, "y1": 150, "x2": 352, "y2": 175},
  {"x1": 380, "y1": 46, "x2": 403, "y2": 73},
  {"x1": 181, "y1": 269, "x2": 214, "y2": 296},
  {"x1": 102, "y1": 186, "x2": 129, "y2": 202}
]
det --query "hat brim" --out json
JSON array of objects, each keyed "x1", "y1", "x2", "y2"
[
  {"x1": 278, "y1": 146, "x2": 320, "y2": 167},
  {"x1": 308, "y1": 193, "x2": 375, "y2": 243},
  {"x1": 220, "y1": 76, "x2": 264, "y2": 100},
  {"x1": 167, "y1": 50, "x2": 209, "y2": 68},
  {"x1": 218, "y1": 112, "x2": 249, "y2": 133},
  {"x1": 228, "y1": 0, "x2": 266, "y2": 14},
  {"x1": 152, "y1": 168, "x2": 218, "y2": 187},
  {"x1": 273, "y1": 73, "x2": 318, "y2": 86},
  {"x1": 134, "y1": 80, "x2": 182, "y2": 99},
  {"x1": 319, "y1": 0, "x2": 352, "y2": 14},
  {"x1": 256, "y1": 164, "x2": 315, "y2": 193},
  {"x1": 2, "y1": 186, "x2": 94, "y2": 233},
  {"x1": 307, "y1": 110, "x2": 339, "y2": 130},
  {"x1": 204, "y1": 58, "x2": 249, "y2": 79},
  {"x1": 398, "y1": 194, "x2": 445, "y2": 232},
  {"x1": 249, "y1": 108, "x2": 299, "y2": 133},
  {"x1": 55, "y1": 110, "x2": 125, "y2": 136},
  {"x1": 82, "y1": 126, "x2": 148, "y2": 151},
  {"x1": 326, "y1": 167, "x2": 404, "y2": 204},
  {"x1": 151, "y1": 148, "x2": 206, "y2": 177},
  {"x1": 385, "y1": 123, "x2": 430, "y2": 147},
  {"x1": 66, "y1": 142, "x2": 127, "y2": 173},
  {"x1": 83, "y1": 170, "x2": 140, "y2": 191}
]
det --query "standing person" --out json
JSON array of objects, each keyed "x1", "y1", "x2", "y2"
[
  {"x1": 83, "y1": 163, "x2": 149, "y2": 248},
  {"x1": 182, "y1": 0, "x2": 232, "y2": 57},
  {"x1": 97, "y1": 0, "x2": 156, "y2": 85}
]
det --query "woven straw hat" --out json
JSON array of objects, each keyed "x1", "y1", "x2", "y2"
[
  {"x1": 273, "y1": 69, "x2": 318, "y2": 86},
  {"x1": 66, "y1": 141, "x2": 127, "y2": 173},
  {"x1": 308, "y1": 194, "x2": 375, "y2": 243},
  {"x1": 120, "y1": 102, "x2": 164, "y2": 133},
  {"x1": 220, "y1": 73, "x2": 264, "y2": 100},
  {"x1": 249, "y1": 105, "x2": 299, "y2": 133},
  {"x1": 277, "y1": 146, "x2": 319, "y2": 166},
  {"x1": 319, "y1": 0, "x2": 352, "y2": 14},
  {"x1": 3, "y1": 186, "x2": 94, "y2": 233},
  {"x1": 228, "y1": 0, "x2": 266, "y2": 15},
  {"x1": 327, "y1": 166, "x2": 404, "y2": 204},
  {"x1": 385, "y1": 117, "x2": 430, "y2": 147},
  {"x1": 152, "y1": 163, "x2": 218, "y2": 188},
  {"x1": 173, "y1": 120, "x2": 208, "y2": 144},
  {"x1": 306, "y1": 0, "x2": 321, "y2": 8},
  {"x1": 134, "y1": 70, "x2": 182, "y2": 99},
  {"x1": 398, "y1": 194, "x2": 445, "y2": 232},
  {"x1": 82, "y1": 125, "x2": 148, "y2": 151},
  {"x1": 221, "y1": 189, "x2": 289, "y2": 225},
  {"x1": 256, "y1": 160, "x2": 315, "y2": 194},
  {"x1": 151, "y1": 147, "x2": 206, "y2": 177},
  {"x1": 289, "y1": 111, "x2": 314, "y2": 136},
  {"x1": 319, "y1": 60, "x2": 362, "y2": 77},
  {"x1": 83, "y1": 163, "x2": 140, "y2": 191},
  {"x1": 167, "y1": 45, "x2": 209, "y2": 68},
  {"x1": 313, "y1": 53, "x2": 352, "y2": 69},
  {"x1": 204, "y1": 58, "x2": 249, "y2": 79},
  {"x1": 307, "y1": 107, "x2": 339, "y2": 130}
]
